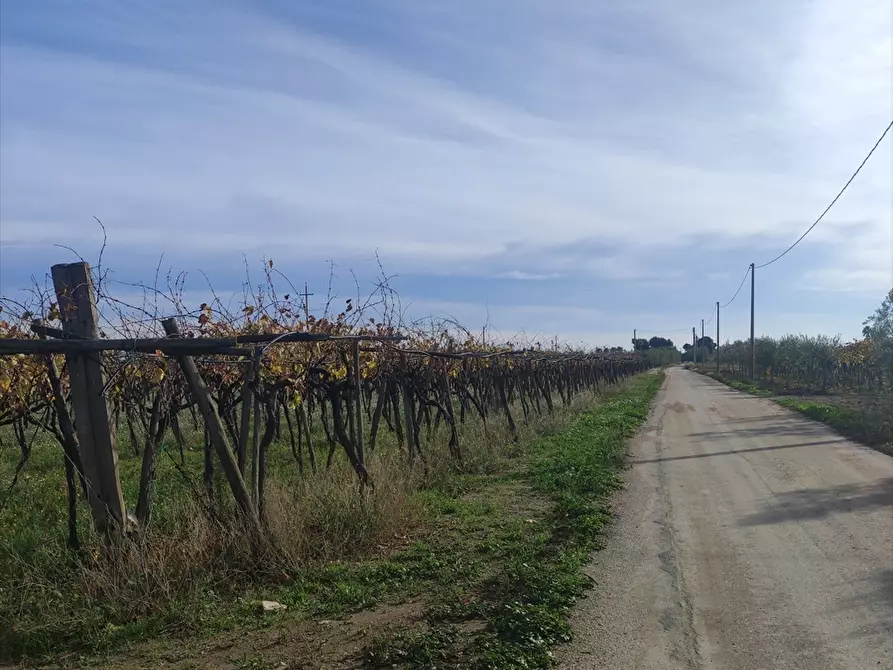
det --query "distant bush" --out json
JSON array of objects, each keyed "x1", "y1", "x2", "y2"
[{"x1": 646, "y1": 347, "x2": 681, "y2": 366}]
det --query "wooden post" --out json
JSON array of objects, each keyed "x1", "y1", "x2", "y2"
[
  {"x1": 34, "y1": 319, "x2": 86, "y2": 549},
  {"x1": 401, "y1": 380, "x2": 416, "y2": 462},
  {"x1": 135, "y1": 392, "x2": 163, "y2": 527},
  {"x1": 251, "y1": 348, "x2": 261, "y2": 505},
  {"x1": 161, "y1": 318, "x2": 260, "y2": 529},
  {"x1": 352, "y1": 340, "x2": 365, "y2": 465},
  {"x1": 237, "y1": 355, "x2": 254, "y2": 477},
  {"x1": 51, "y1": 262, "x2": 126, "y2": 533}
]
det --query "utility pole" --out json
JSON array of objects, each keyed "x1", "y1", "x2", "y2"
[
  {"x1": 692, "y1": 327, "x2": 697, "y2": 363},
  {"x1": 633, "y1": 328, "x2": 637, "y2": 352},
  {"x1": 715, "y1": 301, "x2": 720, "y2": 373},
  {"x1": 749, "y1": 263, "x2": 755, "y2": 381}
]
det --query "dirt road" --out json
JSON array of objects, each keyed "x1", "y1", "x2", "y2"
[{"x1": 558, "y1": 368, "x2": 892, "y2": 669}]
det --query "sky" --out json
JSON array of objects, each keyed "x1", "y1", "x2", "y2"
[{"x1": 1, "y1": 0, "x2": 891, "y2": 348}]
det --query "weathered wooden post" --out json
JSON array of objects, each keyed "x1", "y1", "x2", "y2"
[
  {"x1": 352, "y1": 340, "x2": 365, "y2": 465},
  {"x1": 237, "y1": 355, "x2": 254, "y2": 477},
  {"x1": 399, "y1": 355, "x2": 415, "y2": 462},
  {"x1": 161, "y1": 318, "x2": 260, "y2": 531},
  {"x1": 51, "y1": 262, "x2": 127, "y2": 534},
  {"x1": 250, "y1": 347, "x2": 262, "y2": 506}
]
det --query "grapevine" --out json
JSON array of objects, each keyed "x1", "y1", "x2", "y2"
[{"x1": 0, "y1": 266, "x2": 648, "y2": 546}]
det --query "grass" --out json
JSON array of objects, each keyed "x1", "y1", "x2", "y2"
[
  {"x1": 0, "y1": 439, "x2": 421, "y2": 659},
  {"x1": 1, "y1": 372, "x2": 663, "y2": 668},
  {"x1": 715, "y1": 377, "x2": 773, "y2": 397},
  {"x1": 772, "y1": 398, "x2": 892, "y2": 453},
  {"x1": 0, "y1": 416, "x2": 420, "y2": 660},
  {"x1": 363, "y1": 372, "x2": 664, "y2": 668},
  {"x1": 694, "y1": 367, "x2": 892, "y2": 452}
]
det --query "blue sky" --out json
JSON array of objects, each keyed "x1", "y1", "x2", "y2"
[{"x1": 1, "y1": 0, "x2": 891, "y2": 348}]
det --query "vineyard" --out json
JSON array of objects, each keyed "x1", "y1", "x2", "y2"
[
  {"x1": 717, "y1": 335, "x2": 891, "y2": 393},
  {"x1": 0, "y1": 261, "x2": 649, "y2": 659}
]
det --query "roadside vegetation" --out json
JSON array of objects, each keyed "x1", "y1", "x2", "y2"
[
  {"x1": 692, "y1": 289, "x2": 892, "y2": 452},
  {"x1": 0, "y1": 371, "x2": 662, "y2": 668},
  {"x1": 364, "y1": 372, "x2": 663, "y2": 669},
  {"x1": 0, "y1": 258, "x2": 660, "y2": 668}
]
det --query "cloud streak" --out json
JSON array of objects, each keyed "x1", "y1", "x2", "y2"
[{"x1": 1, "y1": 0, "x2": 890, "y2": 346}]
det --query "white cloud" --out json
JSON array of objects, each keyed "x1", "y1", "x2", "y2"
[{"x1": 0, "y1": 0, "x2": 891, "y2": 342}]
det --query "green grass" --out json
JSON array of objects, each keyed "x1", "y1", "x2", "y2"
[
  {"x1": 719, "y1": 378, "x2": 773, "y2": 397},
  {"x1": 364, "y1": 372, "x2": 664, "y2": 668},
  {"x1": 773, "y1": 398, "x2": 892, "y2": 452},
  {"x1": 694, "y1": 369, "x2": 772, "y2": 396},
  {"x1": 471, "y1": 373, "x2": 661, "y2": 667},
  {"x1": 365, "y1": 627, "x2": 460, "y2": 667},
  {"x1": 0, "y1": 417, "x2": 422, "y2": 660}
]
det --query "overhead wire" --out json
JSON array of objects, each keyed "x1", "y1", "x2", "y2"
[
  {"x1": 674, "y1": 117, "x2": 893, "y2": 354},
  {"x1": 720, "y1": 265, "x2": 751, "y2": 308},
  {"x1": 690, "y1": 118, "x2": 891, "y2": 348},
  {"x1": 635, "y1": 327, "x2": 693, "y2": 334},
  {"x1": 754, "y1": 119, "x2": 893, "y2": 269}
]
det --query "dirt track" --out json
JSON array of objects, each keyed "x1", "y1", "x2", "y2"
[{"x1": 558, "y1": 367, "x2": 892, "y2": 669}]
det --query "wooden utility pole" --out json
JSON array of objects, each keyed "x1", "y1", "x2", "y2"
[
  {"x1": 692, "y1": 327, "x2": 697, "y2": 363},
  {"x1": 633, "y1": 329, "x2": 637, "y2": 352},
  {"x1": 749, "y1": 263, "x2": 756, "y2": 381},
  {"x1": 51, "y1": 262, "x2": 126, "y2": 534},
  {"x1": 715, "y1": 301, "x2": 720, "y2": 373}
]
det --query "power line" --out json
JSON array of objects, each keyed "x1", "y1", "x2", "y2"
[
  {"x1": 686, "y1": 118, "x2": 891, "y2": 356},
  {"x1": 720, "y1": 265, "x2": 751, "y2": 308},
  {"x1": 635, "y1": 327, "x2": 693, "y2": 334},
  {"x1": 755, "y1": 119, "x2": 893, "y2": 269}
]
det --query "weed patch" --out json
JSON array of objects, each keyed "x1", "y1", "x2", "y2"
[
  {"x1": 358, "y1": 373, "x2": 663, "y2": 669},
  {"x1": 465, "y1": 373, "x2": 662, "y2": 667}
]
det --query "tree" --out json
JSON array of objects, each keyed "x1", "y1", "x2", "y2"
[
  {"x1": 863, "y1": 288, "x2": 893, "y2": 340},
  {"x1": 696, "y1": 336, "x2": 715, "y2": 354},
  {"x1": 863, "y1": 288, "x2": 893, "y2": 383},
  {"x1": 631, "y1": 338, "x2": 650, "y2": 351},
  {"x1": 648, "y1": 336, "x2": 675, "y2": 349},
  {"x1": 682, "y1": 343, "x2": 692, "y2": 352}
]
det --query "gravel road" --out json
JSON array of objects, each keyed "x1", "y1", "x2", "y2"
[{"x1": 558, "y1": 367, "x2": 892, "y2": 669}]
